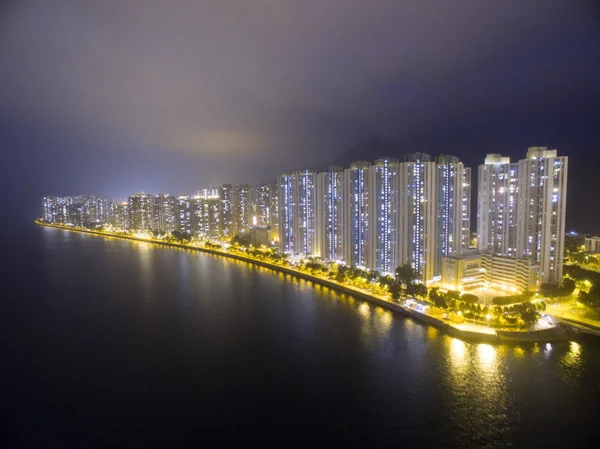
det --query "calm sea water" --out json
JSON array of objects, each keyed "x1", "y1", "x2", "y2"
[{"x1": 2, "y1": 225, "x2": 600, "y2": 447}]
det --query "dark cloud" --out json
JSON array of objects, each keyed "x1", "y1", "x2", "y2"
[{"x1": 1, "y1": 1, "x2": 599, "y2": 225}]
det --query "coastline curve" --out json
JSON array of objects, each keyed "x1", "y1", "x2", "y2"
[{"x1": 34, "y1": 220, "x2": 578, "y2": 345}]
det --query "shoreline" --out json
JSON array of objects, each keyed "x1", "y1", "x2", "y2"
[{"x1": 35, "y1": 220, "x2": 579, "y2": 344}]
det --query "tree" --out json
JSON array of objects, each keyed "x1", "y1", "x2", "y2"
[
  {"x1": 447, "y1": 290, "x2": 461, "y2": 300},
  {"x1": 521, "y1": 309, "x2": 539, "y2": 326},
  {"x1": 460, "y1": 293, "x2": 479, "y2": 304},
  {"x1": 429, "y1": 287, "x2": 440, "y2": 302},
  {"x1": 435, "y1": 296, "x2": 448, "y2": 309},
  {"x1": 535, "y1": 301, "x2": 547, "y2": 312},
  {"x1": 395, "y1": 264, "x2": 418, "y2": 287},
  {"x1": 231, "y1": 234, "x2": 251, "y2": 247},
  {"x1": 407, "y1": 283, "x2": 427, "y2": 298},
  {"x1": 171, "y1": 230, "x2": 191, "y2": 242},
  {"x1": 562, "y1": 278, "x2": 576, "y2": 296},
  {"x1": 389, "y1": 283, "x2": 402, "y2": 301}
]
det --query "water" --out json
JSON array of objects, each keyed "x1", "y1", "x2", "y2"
[{"x1": 2, "y1": 225, "x2": 600, "y2": 447}]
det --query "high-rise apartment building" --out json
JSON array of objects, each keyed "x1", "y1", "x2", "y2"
[
  {"x1": 218, "y1": 184, "x2": 233, "y2": 238},
  {"x1": 278, "y1": 170, "x2": 317, "y2": 256},
  {"x1": 128, "y1": 193, "x2": 154, "y2": 231},
  {"x1": 151, "y1": 194, "x2": 176, "y2": 233},
  {"x1": 477, "y1": 154, "x2": 519, "y2": 257},
  {"x1": 152, "y1": 195, "x2": 164, "y2": 232},
  {"x1": 398, "y1": 154, "x2": 437, "y2": 282},
  {"x1": 369, "y1": 158, "x2": 400, "y2": 274},
  {"x1": 435, "y1": 155, "x2": 471, "y2": 272},
  {"x1": 343, "y1": 161, "x2": 371, "y2": 268},
  {"x1": 175, "y1": 196, "x2": 192, "y2": 236},
  {"x1": 250, "y1": 184, "x2": 271, "y2": 227},
  {"x1": 42, "y1": 197, "x2": 70, "y2": 224},
  {"x1": 232, "y1": 184, "x2": 251, "y2": 236},
  {"x1": 477, "y1": 148, "x2": 568, "y2": 285},
  {"x1": 112, "y1": 202, "x2": 129, "y2": 230},
  {"x1": 316, "y1": 166, "x2": 344, "y2": 261},
  {"x1": 516, "y1": 147, "x2": 568, "y2": 284},
  {"x1": 269, "y1": 184, "x2": 279, "y2": 235},
  {"x1": 162, "y1": 195, "x2": 176, "y2": 233}
]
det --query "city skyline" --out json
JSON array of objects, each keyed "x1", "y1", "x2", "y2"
[
  {"x1": 5, "y1": 2, "x2": 600, "y2": 445},
  {"x1": 42, "y1": 146, "x2": 569, "y2": 289}
]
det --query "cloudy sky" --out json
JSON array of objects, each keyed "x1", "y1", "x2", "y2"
[{"x1": 1, "y1": 1, "x2": 599, "y2": 227}]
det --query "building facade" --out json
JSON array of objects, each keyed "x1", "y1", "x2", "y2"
[
  {"x1": 232, "y1": 184, "x2": 251, "y2": 236},
  {"x1": 369, "y1": 158, "x2": 400, "y2": 274},
  {"x1": 398, "y1": 154, "x2": 437, "y2": 282},
  {"x1": 343, "y1": 161, "x2": 371, "y2": 268},
  {"x1": 250, "y1": 184, "x2": 271, "y2": 228},
  {"x1": 477, "y1": 154, "x2": 519, "y2": 257},
  {"x1": 278, "y1": 170, "x2": 317, "y2": 256},
  {"x1": 585, "y1": 237, "x2": 600, "y2": 253},
  {"x1": 315, "y1": 166, "x2": 344, "y2": 261},
  {"x1": 436, "y1": 155, "x2": 471, "y2": 262},
  {"x1": 128, "y1": 193, "x2": 154, "y2": 231},
  {"x1": 516, "y1": 147, "x2": 568, "y2": 284}
]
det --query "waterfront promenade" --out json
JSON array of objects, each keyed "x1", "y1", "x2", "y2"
[{"x1": 35, "y1": 220, "x2": 578, "y2": 344}]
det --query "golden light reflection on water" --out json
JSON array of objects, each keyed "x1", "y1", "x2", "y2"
[
  {"x1": 449, "y1": 338, "x2": 467, "y2": 370},
  {"x1": 443, "y1": 336, "x2": 511, "y2": 441},
  {"x1": 562, "y1": 341, "x2": 582, "y2": 368},
  {"x1": 513, "y1": 346, "x2": 525, "y2": 358},
  {"x1": 380, "y1": 310, "x2": 393, "y2": 330},
  {"x1": 427, "y1": 327, "x2": 439, "y2": 340},
  {"x1": 358, "y1": 303, "x2": 370, "y2": 319},
  {"x1": 477, "y1": 344, "x2": 497, "y2": 372}
]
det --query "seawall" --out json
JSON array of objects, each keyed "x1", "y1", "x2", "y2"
[{"x1": 35, "y1": 221, "x2": 577, "y2": 345}]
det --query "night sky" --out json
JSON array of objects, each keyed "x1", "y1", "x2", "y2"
[{"x1": 1, "y1": 1, "x2": 599, "y2": 231}]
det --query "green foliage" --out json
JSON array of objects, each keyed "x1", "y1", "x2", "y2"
[
  {"x1": 230, "y1": 234, "x2": 252, "y2": 247},
  {"x1": 540, "y1": 280, "x2": 575, "y2": 298},
  {"x1": 446, "y1": 290, "x2": 461, "y2": 300},
  {"x1": 395, "y1": 264, "x2": 418, "y2": 286},
  {"x1": 460, "y1": 293, "x2": 479, "y2": 304},
  {"x1": 565, "y1": 234, "x2": 585, "y2": 254},
  {"x1": 407, "y1": 283, "x2": 427, "y2": 298},
  {"x1": 171, "y1": 230, "x2": 191, "y2": 242},
  {"x1": 434, "y1": 296, "x2": 448, "y2": 309},
  {"x1": 389, "y1": 283, "x2": 402, "y2": 300},
  {"x1": 564, "y1": 265, "x2": 600, "y2": 285},
  {"x1": 579, "y1": 287, "x2": 600, "y2": 309},
  {"x1": 492, "y1": 292, "x2": 533, "y2": 306}
]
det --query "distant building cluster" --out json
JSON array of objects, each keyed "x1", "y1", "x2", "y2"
[
  {"x1": 277, "y1": 147, "x2": 568, "y2": 289},
  {"x1": 42, "y1": 184, "x2": 280, "y2": 244},
  {"x1": 42, "y1": 146, "x2": 568, "y2": 290}
]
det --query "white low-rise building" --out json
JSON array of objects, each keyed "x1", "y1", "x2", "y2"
[
  {"x1": 585, "y1": 236, "x2": 600, "y2": 253},
  {"x1": 441, "y1": 251, "x2": 538, "y2": 293}
]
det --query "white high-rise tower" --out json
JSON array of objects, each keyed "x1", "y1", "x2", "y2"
[
  {"x1": 398, "y1": 153, "x2": 437, "y2": 282},
  {"x1": 477, "y1": 154, "x2": 519, "y2": 257},
  {"x1": 316, "y1": 166, "x2": 344, "y2": 261},
  {"x1": 343, "y1": 161, "x2": 371, "y2": 268},
  {"x1": 278, "y1": 170, "x2": 317, "y2": 256},
  {"x1": 516, "y1": 147, "x2": 568, "y2": 284}
]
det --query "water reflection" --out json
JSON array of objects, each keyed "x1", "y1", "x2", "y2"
[
  {"x1": 562, "y1": 341, "x2": 582, "y2": 368},
  {"x1": 477, "y1": 344, "x2": 496, "y2": 372},
  {"x1": 358, "y1": 302, "x2": 370, "y2": 319},
  {"x1": 443, "y1": 336, "x2": 512, "y2": 444}
]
